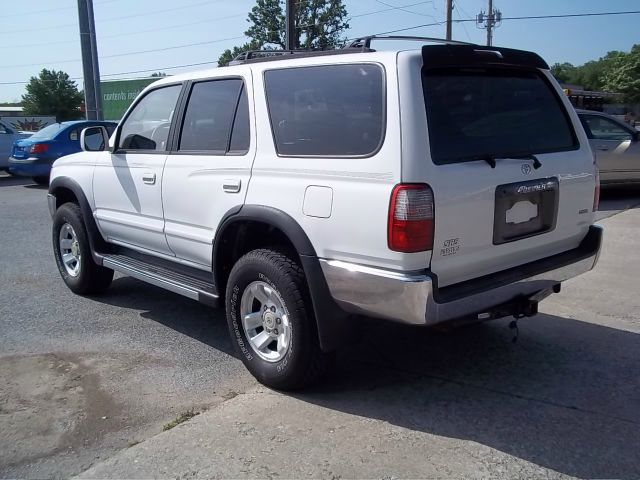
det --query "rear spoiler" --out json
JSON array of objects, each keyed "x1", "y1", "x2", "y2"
[{"x1": 422, "y1": 45, "x2": 549, "y2": 70}]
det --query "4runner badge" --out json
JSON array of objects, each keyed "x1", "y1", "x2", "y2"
[{"x1": 521, "y1": 164, "x2": 532, "y2": 175}]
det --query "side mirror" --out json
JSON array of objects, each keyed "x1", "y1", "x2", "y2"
[{"x1": 80, "y1": 126, "x2": 110, "y2": 152}]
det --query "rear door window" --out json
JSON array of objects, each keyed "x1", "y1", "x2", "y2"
[
  {"x1": 178, "y1": 79, "x2": 246, "y2": 154},
  {"x1": 423, "y1": 68, "x2": 577, "y2": 164},
  {"x1": 264, "y1": 64, "x2": 385, "y2": 157}
]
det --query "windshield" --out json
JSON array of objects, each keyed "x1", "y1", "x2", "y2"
[
  {"x1": 422, "y1": 67, "x2": 578, "y2": 165},
  {"x1": 30, "y1": 123, "x2": 65, "y2": 140}
]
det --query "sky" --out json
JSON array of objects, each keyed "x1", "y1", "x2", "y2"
[{"x1": 1, "y1": 0, "x2": 639, "y2": 102}]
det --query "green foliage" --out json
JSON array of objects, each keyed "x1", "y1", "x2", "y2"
[
  {"x1": 21, "y1": 69, "x2": 83, "y2": 121},
  {"x1": 603, "y1": 45, "x2": 640, "y2": 104},
  {"x1": 218, "y1": 0, "x2": 349, "y2": 66},
  {"x1": 150, "y1": 72, "x2": 168, "y2": 77},
  {"x1": 551, "y1": 46, "x2": 640, "y2": 103}
]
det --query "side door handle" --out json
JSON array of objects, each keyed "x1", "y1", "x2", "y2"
[
  {"x1": 595, "y1": 146, "x2": 610, "y2": 151},
  {"x1": 142, "y1": 172, "x2": 156, "y2": 185},
  {"x1": 223, "y1": 179, "x2": 241, "y2": 193}
]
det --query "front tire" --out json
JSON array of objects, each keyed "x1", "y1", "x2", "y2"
[
  {"x1": 52, "y1": 202, "x2": 113, "y2": 295},
  {"x1": 225, "y1": 249, "x2": 330, "y2": 390}
]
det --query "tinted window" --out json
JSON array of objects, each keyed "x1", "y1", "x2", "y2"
[
  {"x1": 69, "y1": 128, "x2": 79, "y2": 141},
  {"x1": 264, "y1": 64, "x2": 384, "y2": 156},
  {"x1": 423, "y1": 68, "x2": 577, "y2": 164},
  {"x1": 582, "y1": 115, "x2": 633, "y2": 141},
  {"x1": 0, "y1": 123, "x2": 8, "y2": 134},
  {"x1": 179, "y1": 79, "x2": 243, "y2": 152},
  {"x1": 119, "y1": 85, "x2": 181, "y2": 151},
  {"x1": 229, "y1": 86, "x2": 250, "y2": 152}
]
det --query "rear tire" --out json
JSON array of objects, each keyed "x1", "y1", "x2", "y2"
[
  {"x1": 52, "y1": 202, "x2": 113, "y2": 295},
  {"x1": 225, "y1": 249, "x2": 330, "y2": 390},
  {"x1": 33, "y1": 176, "x2": 49, "y2": 185}
]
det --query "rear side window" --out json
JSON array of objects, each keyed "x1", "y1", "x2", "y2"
[
  {"x1": 264, "y1": 64, "x2": 385, "y2": 157},
  {"x1": 423, "y1": 68, "x2": 577, "y2": 164},
  {"x1": 179, "y1": 79, "x2": 247, "y2": 154}
]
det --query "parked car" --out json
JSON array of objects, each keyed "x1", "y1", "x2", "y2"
[
  {"x1": 577, "y1": 110, "x2": 640, "y2": 186},
  {"x1": 0, "y1": 120, "x2": 32, "y2": 172},
  {"x1": 9, "y1": 120, "x2": 117, "y2": 184},
  {"x1": 47, "y1": 37, "x2": 602, "y2": 390}
]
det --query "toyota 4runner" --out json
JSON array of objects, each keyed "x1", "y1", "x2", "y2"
[{"x1": 47, "y1": 37, "x2": 603, "y2": 390}]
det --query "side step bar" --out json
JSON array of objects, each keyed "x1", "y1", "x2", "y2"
[{"x1": 101, "y1": 254, "x2": 219, "y2": 307}]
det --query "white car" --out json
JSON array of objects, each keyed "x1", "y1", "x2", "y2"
[
  {"x1": 577, "y1": 109, "x2": 640, "y2": 186},
  {"x1": 47, "y1": 37, "x2": 602, "y2": 389},
  {"x1": 0, "y1": 120, "x2": 32, "y2": 171}
]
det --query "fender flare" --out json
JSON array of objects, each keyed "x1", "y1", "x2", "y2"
[
  {"x1": 213, "y1": 205, "x2": 351, "y2": 352},
  {"x1": 48, "y1": 176, "x2": 111, "y2": 263}
]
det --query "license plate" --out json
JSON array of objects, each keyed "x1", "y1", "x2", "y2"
[{"x1": 493, "y1": 178, "x2": 558, "y2": 245}]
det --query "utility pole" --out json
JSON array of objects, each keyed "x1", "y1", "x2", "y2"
[
  {"x1": 445, "y1": 0, "x2": 453, "y2": 41},
  {"x1": 285, "y1": 0, "x2": 296, "y2": 50},
  {"x1": 486, "y1": 0, "x2": 493, "y2": 46},
  {"x1": 476, "y1": 0, "x2": 502, "y2": 46},
  {"x1": 78, "y1": 0, "x2": 103, "y2": 120}
]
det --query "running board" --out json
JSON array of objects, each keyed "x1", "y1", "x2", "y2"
[{"x1": 101, "y1": 254, "x2": 219, "y2": 307}]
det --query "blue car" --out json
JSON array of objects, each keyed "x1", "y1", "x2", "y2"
[{"x1": 9, "y1": 120, "x2": 117, "y2": 184}]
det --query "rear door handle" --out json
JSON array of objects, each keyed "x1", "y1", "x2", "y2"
[
  {"x1": 142, "y1": 172, "x2": 156, "y2": 185},
  {"x1": 223, "y1": 179, "x2": 241, "y2": 193}
]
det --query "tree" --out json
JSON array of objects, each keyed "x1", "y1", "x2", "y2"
[
  {"x1": 21, "y1": 69, "x2": 83, "y2": 121},
  {"x1": 150, "y1": 72, "x2": 168, "y2": 77},
  {"x1": 218, "y1": 0, "x2": 349, "y2": 66},
  {"x1": 603, "y1": 45, "x2": 640, "y2": 104},
  {"x1": 550, "y1": 62, "x2": 576, "y2": 84}
]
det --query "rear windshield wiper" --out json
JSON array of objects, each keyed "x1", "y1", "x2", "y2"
[{"x1": 454, "y1": 153, "x2": 543, "y2": 169}]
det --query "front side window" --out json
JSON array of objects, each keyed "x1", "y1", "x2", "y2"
[
  {"x1": 582, "y1": 115, "x2": 633, "y2": 141},
  {"x1": 264, "y1": 64, "x2": 385, "y2": 157},
  {"x1": 423, "y1": 68, "x2": 577, "y2": 164},
  {"x1": 178, "y1": 79, "x2": 246, "y2": 153},
  {"x1": 119, "y1": 85, "x2": 182, "y2": 151}
]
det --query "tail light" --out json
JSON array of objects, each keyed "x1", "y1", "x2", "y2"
[
  {"x1": 593, "y1": 168, "x2": 600, "y2": 212},
  {"x1": 30, "y1": 143, "x2": 49, "y2": 154},
  {"x1": 388, "y1": 184, "x2": 434, "y2": 252}
]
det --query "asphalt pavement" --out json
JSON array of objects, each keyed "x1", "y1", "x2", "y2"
[{"x1": 1, "y1": 172, "x2": 639, "y2": 478}]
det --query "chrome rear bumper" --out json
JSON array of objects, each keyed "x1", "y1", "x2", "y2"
[{"x1": 320, "y1": 225, "x2": 603, "y2": 326}]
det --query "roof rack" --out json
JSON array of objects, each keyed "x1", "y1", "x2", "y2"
[
  {"x1": 228, "y1": 47, "x2": 368, "y2": 66},
  {"x1": 345, "y1": 35, "x2": 474, "y2": 50}
]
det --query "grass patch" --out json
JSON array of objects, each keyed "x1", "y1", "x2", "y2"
[{"x1": 162, "y1": 410, "x2": 198, "y2": 431}]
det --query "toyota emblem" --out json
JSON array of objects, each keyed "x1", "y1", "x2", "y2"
[{"x1": 521, "y1": 164, "x2": 532, "y2": 175}]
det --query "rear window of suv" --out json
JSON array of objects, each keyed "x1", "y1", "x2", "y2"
[
  {"x1": 264, "y1": 64, "x2": 385, "y2": 157},
  {"x1": 423, "y1": 67, "x2": 577, "y2": 165}
]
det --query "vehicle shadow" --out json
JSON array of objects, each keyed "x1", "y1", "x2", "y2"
[
  {"x1": 294, "y1": 315, "x2": 640, "y2": 478},
  {"x1": 94, "y1": 276, "x2": 235, "y2": 357}
]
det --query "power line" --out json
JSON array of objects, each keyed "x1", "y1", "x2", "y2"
[
  {"x1": 3, "y1": 8, "x2": 640, "y2": 85},
  {"x1": 0, "y1": 1, "x2": 436, "y2": 68},
  {"x1": 2, "y1": 0, "x2": 118, "y2": 18},
  {"x1": 0, "y1": 0, "x2": 228, "y2": 35}
]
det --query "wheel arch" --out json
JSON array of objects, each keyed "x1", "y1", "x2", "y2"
[
  {"x1": 213, "y1": 205, "x2": 351, "y2": 352},
  {"x1": 49, "y1": 176, "x2": 111, "y2": 262}
]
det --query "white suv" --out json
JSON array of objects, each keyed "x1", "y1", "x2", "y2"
[{"x1": 47, "y1": 37, "x2": 602, "y2": 390}]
